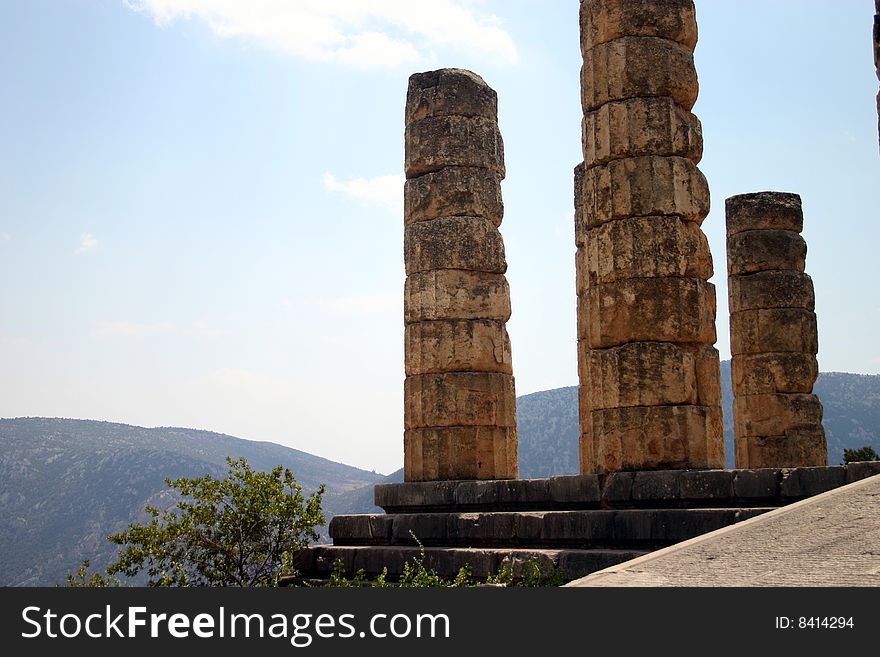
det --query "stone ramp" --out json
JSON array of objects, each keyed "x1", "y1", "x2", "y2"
[
  {"x1": 566, "y1": 472, "x2": 880, "y2": 587},
  {"x1": 293, "y1": 464, "x2": 880, "y2": 584}
]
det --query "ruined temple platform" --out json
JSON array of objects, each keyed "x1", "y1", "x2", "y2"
[{"x1": 293, "y1": 463, "x2": 880, "y2": 583}]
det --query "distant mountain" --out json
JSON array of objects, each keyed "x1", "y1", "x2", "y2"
[
  {"x1": 3, "y1": 364, "x2": 878, "y2": 584},
  {"x1": 516, "y1": 362, "x2": 880, "y2": 477},
  {"x1": 0, "y1": 418, "x2": 383, "y2": 586}
]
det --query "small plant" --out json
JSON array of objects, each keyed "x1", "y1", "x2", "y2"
[
  {"x1": 485, "y1": 558, "x2": 566, "y2": 587},
  {"x1": 842, "y1": 446, "x2": 880, "y2": 464}
]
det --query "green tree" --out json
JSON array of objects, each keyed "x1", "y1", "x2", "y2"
[
  {"x1": 69, "y1": 457, "x2": 324, "y2": 586},
  {"x1": 842, "y1": 445, "x2": 880, "y2": 464}
]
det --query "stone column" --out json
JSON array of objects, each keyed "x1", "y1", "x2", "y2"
[
  {"x1": 403, "y1": 68, "x2": 518, "y2": 482},
  {"x1": 726, "y1": 192, "x2": 828, "y2": 468},
  {"x1": 875, "y1": 0, "x2": 879, "y2": 149},
  {"x1": 575, "y1": 0, "x2": 724, "y2": 474}
]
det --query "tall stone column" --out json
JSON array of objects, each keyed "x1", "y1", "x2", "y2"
[
  {"x1": 403, "y1": 68, "x2": 518, "y2": 482},
  {"x1": 575, "y1": 0, "x2": 724, "y2": 474},
  {"x1": 875, "y1": 0, "x2": 879, "y2": 149},
  {"x1": 726, "y1": 192, "x2": 828, "y2": 468}
]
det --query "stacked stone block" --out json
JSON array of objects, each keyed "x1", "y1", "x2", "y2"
[
  {"x1": 575, "y1": 0, "x2": 724, "y2": 474},
  {"x1": 726, "y1": 192, "x2": 828, "y2": 468},
  {"x1": 403, "y1": 69, "x2": 518, "y2": 482}
]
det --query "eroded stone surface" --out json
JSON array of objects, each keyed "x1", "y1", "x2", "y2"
[
  {"x1": 405, "y1": 270, "x2": 510, "y2": 322},
  {"x1": 735, "y1": 427, "x2": 828, "y2": 470},
  {"x1": 576, "y1": 215, "x2": 712, "y2": 283},
  {"x1": 404, "y1": 216, "x2": 506, "y2": 275},
  {"x1": 727, "y1": 229, "x2": 807, "y2": 276},
  {"x1": 405, "y1": 319, "x2": 513, "y2": 376},
  {"x1": 725, "y1": 191, "x2": 803, "y2": 237},
  {"x1": 406, "y1": 68, "x2": 497, "y2": 124},
  {"x1": 580, "y1": 155, "x2": 709, "y2": 228},
  {"x1": 731, "y1": 352, "x2": 819, "y2": 396},
  {"x1": 404, "y1": 426, "x2": 518, "y2": 481},
  {"x1": 733, "y1": 393, "x2": 824, "y2": 439},
  {"x1": 589, "y1": 404, "x2": 724, "y2": 473},
  {"x1": 729, "y1": 308, "x2": 818, "y2": 355},
  {"x1": 728, "y1": 270, "x2": 815, "y2": 313},
  {"x1": 582, "y1": 96, "x2": 702, "y2": 167},
  {"x1": 580, "y1": 0, "x2": 698, "y2": 53},
  {"x1": 579, "y1": 278, "x2": 716, "y2": 348},
  {"x1": 405, "y1": 167, "x2": 503, "y2": 226},
  {"x1": 581, "y1": 36, "x2": 698, "y2": 112},
  {"x1": 404, "y1": 372, "x2": 516, "y2": 429},
  {"x1": 405, "y1": 115, "x2": 505, "y2": 178}
]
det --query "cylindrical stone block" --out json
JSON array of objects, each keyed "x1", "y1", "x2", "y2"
[
  {"x1": 404, "y1": 372, "x2": 516, "y2": 430},
  {"x1": 579, "y1": 155, "x2": 710, "y2": 229},
  {"x1": 733, "y1": 393, "x2": 824, "y2": 440},
  {"x1": 404, "y1": 216, "x2": 506, "y2": 275},
  {"x1": 576, "y1": 215, "x2": 713, "y2": 286},
  {"x1": 404, "y1": 167, "x2": 503, "y2": 226},
  {"x1": 581, "y1": 36, "x2": 698, "y2": 113},
  {"x1": 728, "y1": 271, "x2": 815, "y2": 313},
  {"x1": 581, "y1": 341, "x2": 698, "y2": 409},
  {"x1": 405, "y1": 319, "x2": 512, "y2": 376},
  {"x1": 735, "y1": 428, "x2": 828, "y2": 470},
  {"x1": 580, "y1": 0, "x2": 698, "y2": 53},
  {"x1": 579, "y1": 278, "x2": 717, "y2": 349},
  {"x1": 727, "y1": 229, "x2": 807, "y2": 276},
  {"x1": 589, "y1": 404, "x2": 724, "y2": 473},
  {"x1": 725, "y1": 192, "x2": 803, "y2": 237},
  {"x1": 404, "y1": 426, "x2": 518, "y2": 481},
  {"x1": 731, "y1": 352, "x2": 819, "y2": 396},
  {"x1": 405, "y1": 116, "x2": 505, "y2": 178},
  {"x1": 405, "y1": 270, "x2": 511, "y2": 323},
  {"x1": 405, "y1": 68, "x2": 497, "y2": 124},
  {"x1": 729, "y1": 308, "x2": 818, "y2": 355},
  {"x1": 582, "y1": 96, "x2": 702, "y2": 168}
]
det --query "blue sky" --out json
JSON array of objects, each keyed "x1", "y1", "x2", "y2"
[{"x1": 1, "y1": 1, "x2": 877, "y2": 474}]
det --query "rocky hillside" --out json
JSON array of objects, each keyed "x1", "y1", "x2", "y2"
[
  {"x1": 3, "y1": 364, "x2": 877, "y2": 584},
  {"x1": 0, "y1": 418, "x2": 383, "y2": 586}
]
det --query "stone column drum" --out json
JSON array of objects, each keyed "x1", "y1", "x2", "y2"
[
  {"x1": 403, "y1": 68, "x2": 518, "y2": 482},
  {"x1": 726, "y1": 192, "x2": 828, "y2": 468},
  {"x1": 575, "y1": 0, "x2": 724, "y2": 473}
]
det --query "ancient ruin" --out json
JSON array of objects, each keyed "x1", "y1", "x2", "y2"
[
  {"x1": 875, "y1": 0, "x2": 879, "y2": 148},
  {"x1": 726, "y1": 192, "x2": 827, "y2": 468},
  {"x1": 286, "y1": 0, "x2": 873, "y2": 586},
  {"x1": 575, "y1": 0, "x2": 724, "y2": 473},
  {"x1": 403, "y1": 69, "x2": 518, "y2": 482}
]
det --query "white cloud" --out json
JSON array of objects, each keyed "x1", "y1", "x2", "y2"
[
  {"x1": 76, "y1": 233, "x2": 98, "y2": 254},
  {"x1": 323, "y1": 172, "x2": 403, "y2": 211},
  {"x1": 320, "y1": 293, "x2": 399, "y2": 316},
  {"x1": 0, "y1": 232, "x2": 10, "y2": 243},
  {"x1": 94, "y1": 321, "x2": 175, "y2": 337},
  {"x1": 124, "y1": 0, "x2": 517, "y2": 69}
]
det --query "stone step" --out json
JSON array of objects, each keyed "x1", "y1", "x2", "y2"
[
  {"x1": 329, "y1": 507, "x2": 774, "y2": 550},
  {"x1": 374, "y1": 464, "x2": 880, "y2": 513},
  {"x1": 291, "y1": 544, "x2": 649, "y2": 582}
]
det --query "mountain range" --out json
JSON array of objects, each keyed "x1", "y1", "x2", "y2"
[{"x1": 2, "y1": 362, "x2": 878, "y2": 585}]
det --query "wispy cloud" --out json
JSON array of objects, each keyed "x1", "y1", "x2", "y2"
[
  {"x1": 0, "y1": 232, "x2": 10, "y2": 244},
  {"x1": 75, "y1": 233, "x2": 98, "y2": 254},
  {"x1": 323, "y1": 172, "x2": 403, "y2": 211},
  {"x1": 124, "y1": 0, "x2": 517, "y2": 69},
  {"x1": 320, "y1": 293, "x2": 399, "y2": 316},
  {"x1": 94, "y1": 321, "x2": 175, "y2": 337}
]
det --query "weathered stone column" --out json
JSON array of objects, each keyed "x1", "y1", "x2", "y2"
[
  {"x1": 875, "y1": 0, "x2": 879, "y2": 149},
  {"x1": 403, "y1": 68, "x2": 518, "y2": 482},
  {"x1": 575, "y1": 0, "x2": 724, "y2": 473},
  {"x1": 726, "y1": 192, "x2": 828, "y2": 468}
]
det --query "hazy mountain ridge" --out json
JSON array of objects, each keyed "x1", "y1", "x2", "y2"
[
  {"x1": 2, "y1": 365, "x2": 878, "y2": 585},
  {"x1": 0, "y1": 418, "x2": 383, "y2": 585}
]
